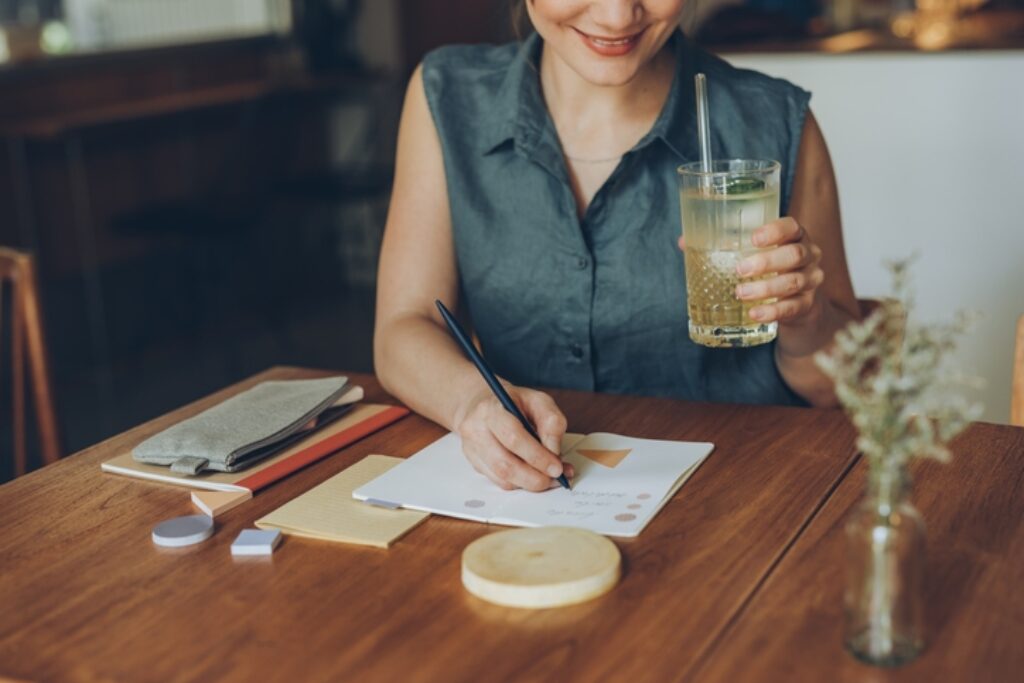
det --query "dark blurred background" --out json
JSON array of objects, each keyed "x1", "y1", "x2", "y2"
[
  {"x1": 1, "y1": 0, "x2": 1021, "y2": 481},
  {"x1": 0, "y1": 1, "x2": 539, "y2": 482}
]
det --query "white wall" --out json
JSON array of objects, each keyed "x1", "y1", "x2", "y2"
[
  {"x1": 64, "y1": 0, "x2": 291, "y2": 50},
  {"x1": 723, "y1": 51, "x2": 1024, "y2": 424}
]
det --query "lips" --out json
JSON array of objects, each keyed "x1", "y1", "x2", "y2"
[{"x1": 574, "y1": 27, "x2": 646, "y2": 57}]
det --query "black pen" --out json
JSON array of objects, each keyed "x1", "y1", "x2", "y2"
[{"x1": 435, "y1": 299, "x2": 571, "y2": 489}]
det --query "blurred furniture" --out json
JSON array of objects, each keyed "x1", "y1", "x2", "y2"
[
  {"x1": 1, "y1": 32, "x2": 382, "y2": 436},
  {"x1": 704, "y1": 8, "x2": 1024, "y2": 52},
  {"x1": 0, "y1": 37, "x2": 312, "y2": 431},
  {"x1": 398, "y1": 0, "x2": 510, "y2": 73},
  {"x1": 0, "y1": 247, "x2": 61, "y2": 476},
  {"x1": 1013, "y1": 315, "x2": 1024, "y2": 427},
  {"x1": 293, "y1": 0, "x2": 363, "y2": 71}
]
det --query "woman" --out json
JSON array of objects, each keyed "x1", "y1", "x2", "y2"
[{"x1": 374, "y1": 0, "x2": 860, "y2": 492}]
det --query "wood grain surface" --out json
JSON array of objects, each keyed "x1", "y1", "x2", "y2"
[
  {"x1": 0, "y1": 366, "x2": 863, "y2": 682},
  {"x1": 691, "y1": 422, "x2": 1024, "y2": 683}
]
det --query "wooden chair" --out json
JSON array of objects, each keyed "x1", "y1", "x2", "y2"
[
  {"x1": 1013, "y1": 315, "x2": 1024, "y2": 427},
  {"x1": 1, "y1": 247, "x2": 61, "y2": 476}
]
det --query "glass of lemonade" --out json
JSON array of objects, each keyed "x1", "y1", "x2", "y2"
[{"x1": 678, "y1": 159, "x2": 781, "y2": 348}]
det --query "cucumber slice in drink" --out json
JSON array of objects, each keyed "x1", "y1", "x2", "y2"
[{"x1": 721, "y1": 177, "x2": 766, "y2": 195}]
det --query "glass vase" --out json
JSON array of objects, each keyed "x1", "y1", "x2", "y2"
[{"x1": 844, "y1": 464, "x2": 926, "y2": 666}]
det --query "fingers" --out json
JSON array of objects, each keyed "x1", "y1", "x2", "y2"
[
  {"x1": 737, "y1": 218, "x2": 825, "y2": 324},
  {"x1": 751, "y1": 217, "x2": 804, "y2": 248},
  {"x1": 491, "y1": 410, "x2": 566, "y2": 480},
  {"x1": 463, "y1": 426, "x2": 555, "y2": 492},
  {"x1": 519, "y1": 389, "x2": 574, "y2": 480},
  {"x1": 465, "y1": 448, "x2": 515, "y2": 491},
  {"x1": 456, "y1": 388, "x2": 572, "y2": 492},
  {"x1": 517, "y1": 389, "x2": 568, "y2": 455},
  {"x1": 677, "y1": 235, "x2": 687, "y2": 252},
  {"x1": 736, "y1": 264, "x2": 825, "y2": 302},
  {"x1": 737, "y1": 241, "x2": 820, "y2": 278},
  {"x1": 749, "y1": 290, "x2": 816, "y2": 323}
]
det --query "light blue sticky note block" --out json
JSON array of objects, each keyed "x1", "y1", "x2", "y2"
[
  {"x1": 152, "y1": 514, "x2": 214, "y2": 548},
  {"x1": 231, "y1": 528, "x2": 281, "y2": 556}
]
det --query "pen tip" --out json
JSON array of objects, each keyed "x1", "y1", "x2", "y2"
[{"x1": 557, "y1": 474, "x2": 571, "y2": 490}]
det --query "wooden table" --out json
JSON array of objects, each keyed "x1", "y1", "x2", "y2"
[
  {"x1": 691, "y1": 422, "x2": 1024, "y2": 683},
  {"x1": 1, "y1": 367, "x2": 1021, "y2": 682}
]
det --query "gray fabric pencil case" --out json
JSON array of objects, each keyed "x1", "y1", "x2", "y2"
[{"x1": 133, "y1": 376, "x2": 353, "y2": 475}]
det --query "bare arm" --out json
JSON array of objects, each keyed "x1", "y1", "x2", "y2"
[
  {"x1": 374, "y1": 65, "x2": 473, "y2": 428},
  {"x1": 374, "y1": 66, "x2": 570, "y2": 490},
  {"x1": 788, "y1": 110, "x2": 859, "y2": 321},
  {"x1": 679, "y1": 111, "x2": 858, "y2": 406},
  {"x1": 735, "y1": 110, "x2": 859, "y2": 406}
]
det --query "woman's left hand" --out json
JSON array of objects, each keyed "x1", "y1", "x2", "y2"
[{"x1": 733, "y1": 217, "x2": 825, "y2": 325}]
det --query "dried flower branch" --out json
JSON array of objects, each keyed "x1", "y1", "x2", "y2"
[{"x1": 815, "y1": 259, "x2": 982, "y2": 473}]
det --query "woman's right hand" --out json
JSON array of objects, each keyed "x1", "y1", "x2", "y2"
[{"x1": 452, "y1": 384, "x2": 574, "y2": 492}]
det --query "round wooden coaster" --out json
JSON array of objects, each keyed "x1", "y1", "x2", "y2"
[{"x1": 461, "y1": 526, "x2": 621, "y2": 609}]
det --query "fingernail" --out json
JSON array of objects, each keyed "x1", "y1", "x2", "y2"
[
  {"x1": 750, "y1": 307, "x2": 765, "y2": 320},
  {"x1": 736, "y1": 283, "x2": 753, "y2": 298},
  {"x1": 752, "y1": 232, "x2": 764, "y2": 247},
  {"x1": 547, "y1": 464, "x2": 563, "y2": 478}
]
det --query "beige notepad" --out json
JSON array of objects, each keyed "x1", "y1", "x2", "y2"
[{"x1": 256, "y1": 455, "x2": 429, "y2": 548}]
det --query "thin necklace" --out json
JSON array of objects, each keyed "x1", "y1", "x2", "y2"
[
  {"x1": 562, "y1": 151, "x2": 625, "y2": 164},
  {"x1": 562, "y1": 136, "x2": 640, "y2": 164}
]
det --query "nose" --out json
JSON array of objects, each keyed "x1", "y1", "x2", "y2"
[{"x1": 589, "y1": 0, "x2": 643, "y2": 32}]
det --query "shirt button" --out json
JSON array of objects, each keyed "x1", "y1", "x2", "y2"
[
  {"x1": 575, "y1": 256, "x2": 589, "y2": 270},
  {"x1": 570, "y1": 343, "x2": 584, "y2": 359}
]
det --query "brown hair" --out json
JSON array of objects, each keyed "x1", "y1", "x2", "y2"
[{"x1": 510, "y1": 0, "x2": 531, "y2": 40}]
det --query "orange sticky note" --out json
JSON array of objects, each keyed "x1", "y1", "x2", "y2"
[{"x1": 576, "y1": 449, "x2": 632, "y2": 468}]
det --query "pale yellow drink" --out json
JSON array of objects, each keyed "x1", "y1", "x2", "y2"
[{"x1": 678, "y1": 160, "x2": 781, "y2": 348}]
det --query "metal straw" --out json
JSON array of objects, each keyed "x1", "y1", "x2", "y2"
[{"x1": 694, "y1": 73, "x2": 713, "y2": 176}]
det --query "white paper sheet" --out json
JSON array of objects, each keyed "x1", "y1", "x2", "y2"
[{"x1": 353, "y1": 432, "x2": 713, "y2": 538}]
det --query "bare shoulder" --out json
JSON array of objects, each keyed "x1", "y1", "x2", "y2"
[
  {"x1": 391, "y1": 62, "x2": 447, "y2": 217},
  {"x1": 376, "y1": 61, "x2": 458, "y2": 324},
  {"x1": 399, "y1": 64, "x2": 436, "y2": 146},
  {"x1": 790, "y1": 109, "x2": 860, "y2": 317},
  {"x1": 795, "y1": 110, "x2": 831, "y2": 182}
]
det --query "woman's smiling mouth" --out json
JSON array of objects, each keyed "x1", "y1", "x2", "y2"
[{"x1": 573, "y1": 27, "x2": 647, "y2": 57}]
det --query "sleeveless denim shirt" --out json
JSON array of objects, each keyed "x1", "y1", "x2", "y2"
[{"x1": 422, "y1": 32, "x2": 811, "y2": 406}]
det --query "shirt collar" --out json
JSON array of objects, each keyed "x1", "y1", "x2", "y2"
[
  {"x1": 480, "y1": 32, "x2": 545, "y2": 156},
  {"x1": 481, "y1": 30, "x2": 700, "y2": 163},
  {"x1": 633, "y1": 31, "x2": 699, "y2": 162}
]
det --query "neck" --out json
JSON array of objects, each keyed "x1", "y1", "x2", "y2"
[
  {"x1": 539, "y1": 45, "x2": 675, "y2": 124},
  {"x1": 538, "y1": 43, "x2": 675, "y2": 159}
]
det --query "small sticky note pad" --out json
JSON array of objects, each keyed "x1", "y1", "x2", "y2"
[
  {"x1": 256, "y1": 455, "x2": 429, "y2": 548},
  {"x1": 231, "y1": 528, "x2": 281, "y2": 556}
]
